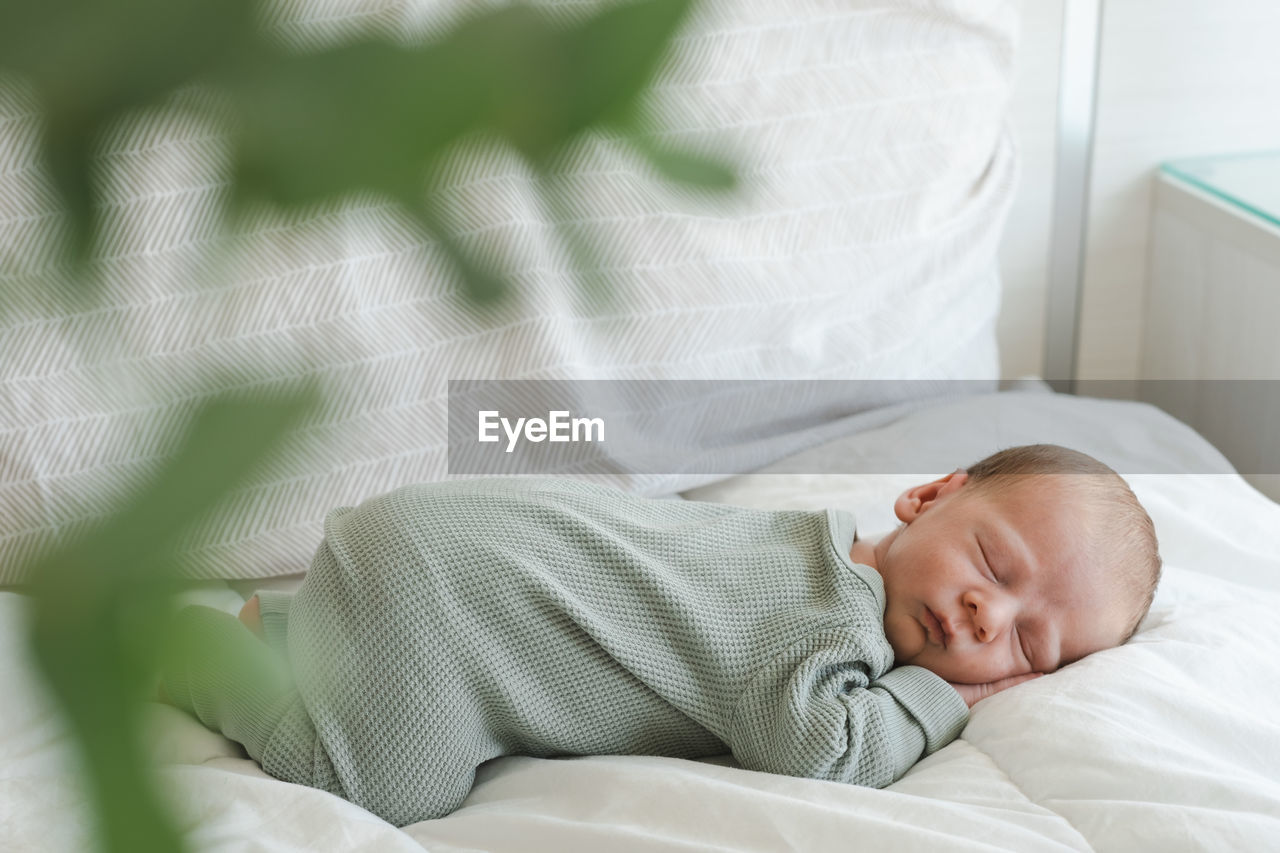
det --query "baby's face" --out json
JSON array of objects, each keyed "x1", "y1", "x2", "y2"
[{"x1": 859, "y1": 472, "x2": 1129, "y2": 685}]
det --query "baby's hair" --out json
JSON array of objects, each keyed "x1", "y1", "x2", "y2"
[{"x1": 962, "y1": 444, "x2": 1162, "y2": 648}]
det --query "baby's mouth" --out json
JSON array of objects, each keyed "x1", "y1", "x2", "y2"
[{"x1": 923, "y1": 607, "x2": 947, "y2": 649}]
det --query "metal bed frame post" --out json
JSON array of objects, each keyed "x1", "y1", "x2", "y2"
[{"x1": 1044, "y1": 0, "x2": 1103, "y2": 394}]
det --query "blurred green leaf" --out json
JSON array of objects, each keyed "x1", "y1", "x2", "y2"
[
  {"x1": 415, "y1": 198, "x2": 509, "y2": 305},
  {"x1": 0, "y1": 0, "x2": 258, "y2": 262},
  {"x1": 27, "y1": 380, "x2": 319, "y2": 853},
  {"x1": 481, "y1": 0, "x2": 693, "y2": 165},
  {"x1": 629, "y1": 130, "x2": 738, "y2": 189},
  {"x1": 556, "y1": 0, "x2": 692, "y2": 142},
  {"x1": 449, "y1": 5, "x2": 563, "y2": 166},
  {"x1": 533, "y1": 170, "x2": 614, "y2": 307},
  {"x1": 227, "y1": 1, "x2": 694, "y2": 204},
  {"x1": 2, "y1": 0, "x2": 737, "y2": 305},
  {"x1": 227, "y1": 36, "x2": 492, "y2": 207},
  {"x1": 0, "y1": 0, "x2": 255, "y2": 109}
]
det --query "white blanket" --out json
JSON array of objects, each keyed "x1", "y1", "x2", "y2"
[{"x1": 3, "y1": 389, "x2": 1278, "y2": 851}]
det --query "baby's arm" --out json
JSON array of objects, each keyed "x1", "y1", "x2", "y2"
[{"x1": 728, "y1": 634, "x2": 969, "y2": 788}]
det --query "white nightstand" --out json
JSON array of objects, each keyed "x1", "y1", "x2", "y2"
[{"x1": 1140, "y1": 151, "x2": 1280, "y2": 501}]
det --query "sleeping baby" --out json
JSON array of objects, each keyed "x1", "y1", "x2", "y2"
[{"x1": 158, "y1": 443, "x2": 1161, "y2": 827}]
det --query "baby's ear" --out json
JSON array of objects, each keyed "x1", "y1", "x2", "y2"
[{"x1": 894, "y1": 469, "x2": 969, "y2": 523}]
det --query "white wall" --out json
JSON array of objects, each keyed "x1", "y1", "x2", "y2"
[{"x1": 997, "y1": 0, "x2": 1280, "y2": 380}]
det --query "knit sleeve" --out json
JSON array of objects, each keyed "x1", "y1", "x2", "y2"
[{"x1": 727, "y1": 628, "x2": 969, "y2": 787}]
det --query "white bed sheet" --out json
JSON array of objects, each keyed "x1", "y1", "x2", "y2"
[{"x1": 2, "y1": 389, "x2": 1278, "y2": 852}]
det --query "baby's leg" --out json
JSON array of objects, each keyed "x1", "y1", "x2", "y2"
[
  {"x1": 161, "y1": 605, "x2": 295, "y2": 758},
  {"x1": 246, "y1": 589, "x2": 294, "y2": 658},
  {"x1": 161, "y1": 605, "x2": 348, "y2": 803}
]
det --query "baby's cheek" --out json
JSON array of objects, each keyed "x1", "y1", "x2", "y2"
[{"x1": 885, "y1": 615, "x2": 932, "y2": 668}]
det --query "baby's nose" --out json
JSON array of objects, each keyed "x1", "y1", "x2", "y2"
[{"x1": 966, "y1": 595, "x2": 1009, "y2": 643}]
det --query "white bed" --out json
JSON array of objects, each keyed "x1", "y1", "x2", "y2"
[
  {"x1": 3, "y1": 0, "x2": 1278, "y2": 850},
  {"x1": 4, "y1": 387, "x2": 1279, "y2": 851}
]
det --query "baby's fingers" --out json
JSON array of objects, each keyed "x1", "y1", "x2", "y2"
[
  {"x1": 949, "y1": 673, "x2": 1044, "y2": 707},
  {"x1": 987, "y1": 672, "x2": 1044, "y2": 696}
]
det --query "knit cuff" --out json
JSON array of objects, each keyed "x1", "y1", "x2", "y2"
[
  {"x1": 252, "y1": 588, "x2": 295, "y2": 658},
  {"x1": 872, "y1": 665, "x2": 969, "y2": 755},
  {"x1": 159, "y1": 605, "x2": 295, "y2": 762}
]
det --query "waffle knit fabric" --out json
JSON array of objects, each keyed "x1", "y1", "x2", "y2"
[{"x1": 161, "y1": 477, "x2": 969, "y2": 826}]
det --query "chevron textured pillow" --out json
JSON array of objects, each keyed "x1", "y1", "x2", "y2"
[{"x1": 0, "y1": 0, "x2": 1019, "y2": 582}]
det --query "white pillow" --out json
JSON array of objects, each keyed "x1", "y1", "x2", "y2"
[{"x1": 0, "y1": 0, "x2": 1020, "y2": 582}]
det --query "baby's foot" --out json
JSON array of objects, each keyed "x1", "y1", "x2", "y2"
[{"x1": 237, "y1": 595, "x2": 265, "y2": 640}]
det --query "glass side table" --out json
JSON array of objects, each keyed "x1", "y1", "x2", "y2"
[
  {"x1": 1140, "y1": 149, "x2": 1280, "y2": 501},
  {"x1": 1160, "y1": 150, "x2": 1280, "y2": 230}
]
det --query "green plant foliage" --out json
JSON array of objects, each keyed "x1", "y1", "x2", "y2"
[
  {"x1": 0, "y1": 0, "x2": 258, "y2": 263},
  {"x1": 0, "y1": 0, "x2": 737, "y2": 302},
  {"x1": 25, "y1": 381, "x2": 319, "y2": 853},
  {"x1": 629, "y1": 131, "x2": 738, "y2": 189},
  {"x1": 228, "y1": 1, "x2": 688, "y2": 202},
  {"x1": 1, "y1": 1, "x2": 741, "y2": 850}
]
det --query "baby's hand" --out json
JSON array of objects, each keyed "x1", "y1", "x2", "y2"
[{"x1": 948, "y1": 673, "x2": 1043, "y2": 708}]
